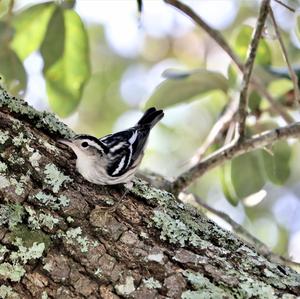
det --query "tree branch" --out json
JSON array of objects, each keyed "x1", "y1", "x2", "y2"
[
  {"x1": 269, "y1": 7, "x2": 300, "y2": 104},
  {"x1": 238, "y1": 0, "x2": 270, "y2": 139},
  {"x1": 189, "y1": 96, "x2": 239, "y2": 165},
  {"x1": 274, "y1": 0, "x2": 295, "y2": 13},
  {"x1": 164, "y1": 0, "x2": 294, "y2": 124},
  {"x1": 184, "y1": 192, "x2": 300, "y2": 272},
  {"x1": 171, "y1": 122, "x2": 300, "y2": 193}
]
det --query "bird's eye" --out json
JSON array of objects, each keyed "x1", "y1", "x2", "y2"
[{"x1": 81, "y1": 141, "x2": 89, "y2": 148}]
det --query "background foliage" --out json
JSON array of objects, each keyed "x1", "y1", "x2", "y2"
[{"x1": 0, "y1": 0, "x2": 300, "y2": 262}]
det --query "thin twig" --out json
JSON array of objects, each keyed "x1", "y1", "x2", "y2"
[
  {"x1": 270, "y1": 7, "x2": 300, "y2": 104},
  {"x1": 253, "y1": 80, "x2": 294, "y2": 123},
  {"x1": 171, "y1": 122, "x2": 300, "y2": 193},
  {"x1": 184, "y1": 192, "x2": 300, "y2": 271},
  {"x1": 164, "y1": 0, "x2": 243, "y2": 68},
  {"x1": 164, "y1": 0, "x2": 294, "y2": 124},
  {"x1": 238, "y1": 0, "x2": 270, "y2": 139},
  {"x1": 274, "y1": 0, "x2": 295, "y2": 13},
  {"x1": 8, "y1": 0, "x2": 14, "y2": 17},
  {"x1": 190, "y1": 97, "x2": 239, "y2": 165}
]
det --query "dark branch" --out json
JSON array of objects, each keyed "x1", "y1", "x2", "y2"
[
  {"x1": 274, "y1": 0, "x2": 295, "y2": 12},
  {"x1": 269, "y1": 7, "x2": 300, "y2": 104},
  {"x1": 171, "y1": 122, "x2": 300, "y2": 193},
  {"x1": 237, "y1": 0, "x2": 270, "y2": 139}
]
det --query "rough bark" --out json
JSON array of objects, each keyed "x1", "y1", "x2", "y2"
[{"x1": 0, "y1": 86, "x2": 299, "y2": 299}]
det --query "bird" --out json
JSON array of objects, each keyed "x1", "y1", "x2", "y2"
[{"x1": 59, "y1": 107, "x2": 164, "y2": 188}]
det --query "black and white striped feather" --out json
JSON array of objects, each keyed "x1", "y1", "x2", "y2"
[{"x1": 66, "y1": 107, "x2": 164, "y2": 185}]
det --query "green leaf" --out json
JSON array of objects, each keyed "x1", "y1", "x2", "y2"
[
  {"x1": 11, "y1": 2, "x2": 55, "y2": 60},
  {"x1": 0, "y1": 47, "x2": 27, "y2": 95},
  {"x1": 294, "y1": 10, "x2": 300, "y2": 42},
  {"x1": 40, "y1": 6, "x2": 65, "y2": 71},
  {"x1": 145, "y1": 69, "x2": 229, "y2": 109},
  {"x1": 268, "y1": 78, "x2": 294, "y2": 97},
  {"x1": 227, "y1": 64, "x2": 238, "y2": 88},
  {"x1": 0, "y1": 0, "x2": 10, "y2": 18},
  {"x1": 233, "y1": 25, "x2": 271, "y2": 65},
  {"x1": 248, "y1": 91, "x2": 261, "y2": 113},
  {"x1": 231, "y1": 151, "x2": 266, "y2": 199},
  {"x1": 263, "y1": 141, "x2": 291, "y2": 185},
  {"x1": 220, "y1": 162, "x2": 239, "y2": 206},
  {"x1": 40, "y1": 8, "x2": 90, "y2": 117}
]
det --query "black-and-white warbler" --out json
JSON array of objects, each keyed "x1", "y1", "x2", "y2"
[{"x1": 59, "y1": 107, "x2": 164, "y2": 186}]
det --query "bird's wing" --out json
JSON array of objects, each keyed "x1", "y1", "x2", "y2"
[{"x1": 100, "y1": 127, "x2": 150, "y2": 177}]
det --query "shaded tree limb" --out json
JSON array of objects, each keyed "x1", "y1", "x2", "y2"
[
  {"x1": 269, "y1": 7, "x2": 300, "y2": 104},
  {"x1": 171, "y1": 121, "x2": 300, "y2": 193},
  {"x1": 237, "y1": 0, "x2": 271, "y2": 139},
  {"x1": 164, "y1": 0, "x2": 294, "y2": 124},
  {"x1": 183, "y1": 192, "x2": 300, "y2": 272}
]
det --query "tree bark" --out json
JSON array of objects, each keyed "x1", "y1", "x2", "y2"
[{"x1": 0, "y1": 86, "x2": 299, "y2": 299}]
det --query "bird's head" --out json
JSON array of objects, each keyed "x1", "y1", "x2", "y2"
[{"x1": 58, "y1": 135, "x2": 107, "y2": 160}]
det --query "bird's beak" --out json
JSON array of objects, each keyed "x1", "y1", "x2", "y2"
[{"x1": 58, "y1": 139, "x2": 73, "y2": 147}]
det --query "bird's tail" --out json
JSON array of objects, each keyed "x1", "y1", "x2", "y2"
[{"x1": 137, "y1": 107, "x2": 164, "y2": 128}]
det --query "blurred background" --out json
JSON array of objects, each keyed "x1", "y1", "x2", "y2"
[{"x1": 1, "y1": 0, "x2": 300, "y2": 263}]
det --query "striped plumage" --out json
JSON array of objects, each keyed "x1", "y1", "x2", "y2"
[{"x1": 59, "y1": 107, "x2": 164, "y2": 185}]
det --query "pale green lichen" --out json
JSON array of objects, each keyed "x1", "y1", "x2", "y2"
[
  {"x1": 25, "y1": 144, "x2": 35, "y2": 153},
  {"x1": 182, "y1": 271, "x2": 226, "y2": 299},
  {"x1": 0, "y1": 174, "x2": 29, "y2": 196},
  {"x1": 0, "y1": 175, "x2": 10, "y2": 188},
  {"x1": 115, "y1": 276, "x2": 136, "y2": 296},
  {"x1": 0, "y1": 262, "x2": 25, "y2": 282},
  {"x1": 29, "y1": 151, "x2": 42, "y2": 168},
  {"x1": 91, "y1": 240, "x2": 100, "y2": 247},
  {"x1": 0, "y1": 162, "x2": 7, "y2": 172},
  {"x1": 44, "y1": 163, "x2": 72, "y2": 193},
  {"x1": 131, "y1": 178, "x2": 174, "y2": 207},
  {"x1": 140, "y1": 231, "x2": 149, "y2": 239},
  {"x1": 0, "y1": 238, "x2": 45, "y2": 282},
  {"x1": 10, "y1": 238, "x2": 45, "y2": 264},
  {"x1": 94, "y1": 268, "x2": 102, "y2": 277},
  {"x1": 0, "y1": 245, "x2": 8, "y2": 261},
  {"x1": 59, "y1": 227, "x2": 91, "y2": 253},
  {"x1": 7, "y1": 156, "x2": 25, "y2": 166},
  {"x1": 12, "y1": 133, "x2": 28, "y2": 146},
  {"x1": 0, "y1": 285, "x2": 20, "y2": 299},
  {"x1": 143, "y1": 277, "x2": 162, "y2": 289},
  {"x1": 39, "y1": 139, "x2": 59, "y2": 154},
  {"x1": 151, "y1": 210, "x2": 204, "y2": 247},
  {"x1": 181, "y1": 290, "x2": 208, "y2": 299},
  {"x1": 66, "y1": 216, "x2": 74, "y2": 223},
  {"x1": 237, "y1": 278, "x2": 275, "y2": 299},
  {"x1": 41, "y1": 291, "x2": 48, "y2": 299},
  {"x1": 43, "y1": 261, "x2": 53, "y2": 272},
  {"x1": 0, "y1": 87, "x2": 74, "y2": 138},
  {"x1": 26, "y1": 207, "x2": 59, "y2": 230},
  {"x1": 11, "y1": 175, "x2": 29, "y2": 196},
  {"x1": 0, "y1": 204, "x2": 24, "y2": 229},
  {"x1": 146, "y1": 253, "x2": 164, "y2": 263},
  {"x1": 12, "y1": 119, "x2": 22, "y2": 130},
  {"x1": 34, "y1": 191, "x2": 69, "y2": 210},
  {"x1": 0, "y1": 131, "x2": 9, "y2": 145}
]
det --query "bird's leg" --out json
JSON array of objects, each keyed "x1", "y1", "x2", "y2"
[{"x1": 100, "y1": 181, "x2": 133, "y2": 213}]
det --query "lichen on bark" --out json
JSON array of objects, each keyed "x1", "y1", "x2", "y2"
[{"x1": 0, "y1": 86, "x2": 299, "y2": 298}]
